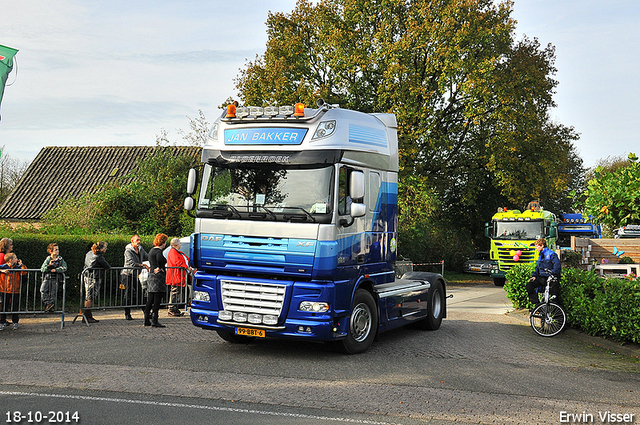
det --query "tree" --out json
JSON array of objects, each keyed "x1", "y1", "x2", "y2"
[
  {"x1": 157, "y1": 109, "x2": 210, "y2": 147},
  {"x1": 484, "y1": 37, "x2": 584, "y2": 214},
  {"x1": 579, "y1": 153, "x2": 640, "y2": 228},
  {"x1": 235, "y1": 0, "x2": 584, "y2": 265},
  {"x1": 583, "y1": 154, "x2": 632, "y2": 182},
  {"x1": 131, "y1": 147, "x2": 199, "y2": 235},
  {"x1": 0, "y1": 146, "x2": 30, "y2": 205}
]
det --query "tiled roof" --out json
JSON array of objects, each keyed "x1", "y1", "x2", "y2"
[{"x1": 0, "y1": 146, "x2": 201, "y2": 221}]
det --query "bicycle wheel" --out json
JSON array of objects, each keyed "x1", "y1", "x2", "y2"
[{"x1": 530, "y1": 302, "x2": 566, "y2": 337}]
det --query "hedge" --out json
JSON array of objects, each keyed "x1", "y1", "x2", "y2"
[{"x1": 505, "y1": 263, "x2": 640, "y2": 343}]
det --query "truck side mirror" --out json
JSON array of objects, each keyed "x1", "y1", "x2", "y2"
[
  {"x1": 186, "y1": 168, "x2": 198, "y2": 195},
  {"x1": 350, "y1": 202, "x2": 366, "y2": 218},
  {"x1": 484, "y1": 223, "x2": 492, "y2": 238},
  {"x1": 184, "y1": 196, "x2": 195, "y2": 211},
  {"x1": 349, "y1": 171, "x2": 365, "y2": 200}
]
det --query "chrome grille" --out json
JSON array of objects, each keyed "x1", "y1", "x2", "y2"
[
  {"x1": 496, "y1": 247, "x2": 535, "y2": 271},
  {"x1": 220, "y1": 280, "x2": 286, "y2": 316}
]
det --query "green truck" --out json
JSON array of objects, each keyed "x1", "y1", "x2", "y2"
[{"x1": 485, "y1": 202, "x2": 558, "y2": 286}]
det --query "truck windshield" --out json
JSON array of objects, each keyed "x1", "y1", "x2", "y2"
[
  {"x1": 494, "y1": 220, "x2": 544, "y2": 240},
  {"x1": 197, "y1": 163, "x2": 334, "y2": 223}
]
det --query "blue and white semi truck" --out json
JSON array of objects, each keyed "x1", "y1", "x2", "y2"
[
  {"x1": 183, "y1": 101, "x2": 446, "y2": 353},
  {"x1": 557, "y1": 213, "x2": 602, "y2": 249}
]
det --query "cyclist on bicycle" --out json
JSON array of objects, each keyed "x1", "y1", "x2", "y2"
[{"x1": 526, "y1": 238, "x2": 561, "y2": 308}]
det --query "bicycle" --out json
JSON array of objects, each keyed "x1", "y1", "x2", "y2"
[{"x1": 529, "y1": 270, "x2": 566, "y2": 337}]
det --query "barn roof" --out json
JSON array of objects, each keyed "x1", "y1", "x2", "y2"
[{"x1": 0, "y1": 145, "x2": 200, "y2": 220}]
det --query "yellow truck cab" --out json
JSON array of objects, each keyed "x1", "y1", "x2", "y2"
[{"x1": 485, "y1": 201, "x2": 557, "y2": 286}]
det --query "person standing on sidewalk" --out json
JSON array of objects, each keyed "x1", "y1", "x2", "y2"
[
  {"x1": 82, "y1": 241, "x2": 111, "y2": 323},
  {"x1": 40, "y1": 243, "x2": 68, "y2": 313},
  {"x1": 144, "y1": 233, "x2": 168, "y2": 328},
  {"x1": 166, "y1": 238, "x2": 192, "y2": 317},
  {"x1": 0, "y1": 238, "x2": 13, "y2": 266},
  {"x1": 120, "y1": 235, "x2": 149, "y2": 320},
  {"x1": 0, "y1": 253, "x2": 27, "y2": 330}
]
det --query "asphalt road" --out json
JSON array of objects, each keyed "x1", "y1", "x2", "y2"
[{"x1": 1, "y1": 281, "x2": 639, "y2": 425}]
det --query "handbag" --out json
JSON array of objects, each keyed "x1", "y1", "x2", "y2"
[{"x1": 138, "y1": 261, "x2": 150, "y2": 289}]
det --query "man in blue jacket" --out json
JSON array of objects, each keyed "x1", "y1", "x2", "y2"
[{"x1": 526, "y1": 238, "x2": 562, "y2": 307}]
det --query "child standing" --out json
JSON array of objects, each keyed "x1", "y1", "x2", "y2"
[
  {"x1": 0, "y1": 253, "x2": 27, "y2": 330},
  {"x1": 40, "y1": 243, "x2": 68, "y2": 313}
]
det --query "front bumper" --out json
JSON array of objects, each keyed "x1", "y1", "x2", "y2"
[{"x1": 190, "y1": 306, "x2": 345, "y2": 341}]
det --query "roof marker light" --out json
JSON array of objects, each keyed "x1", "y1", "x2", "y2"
[{"x1": 294, "y1": 103, "x2": 305, "y2": 117}]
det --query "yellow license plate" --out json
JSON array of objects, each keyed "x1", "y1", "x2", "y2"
[{"x1": 236, "y1": 327, "x2": 265, "y2": 338}]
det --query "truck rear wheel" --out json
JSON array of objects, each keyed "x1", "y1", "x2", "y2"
[
  {"x1": 339, "y1": 289, "x2": 378, "y2": 354},
  {"x1": 414, "y1": 279, "x2": 444, "y2": 330},
  {"x1": 216, "y1": 330, "x2": 256, "y2": 344}
]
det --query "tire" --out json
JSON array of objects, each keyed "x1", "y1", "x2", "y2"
[
  {"x1": 530, "y1": 303, "x2": 566, "y2": 337},
  {"x1": 216, "y1": 330, "x2": 256, "y2": 344},
  {"x1": 339, "y1": 289, "x2": 378, "y2": 354},
  {"x1": 414, "y1": 279, "x2": 445, "y2": 330},
  {"x1": 493, "y1": 277, "x2": 506, "y2": 286}
]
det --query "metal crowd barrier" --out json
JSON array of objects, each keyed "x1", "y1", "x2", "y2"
[
  {"x1": 394, "y1": 260, "x2": 445, "y2": 277},
  {"x1": 73, "y1": 266, "x2": 191, "y2": 326},
  {"x1": 0, "y1": 268, "x2": 67, "y2": 329}
]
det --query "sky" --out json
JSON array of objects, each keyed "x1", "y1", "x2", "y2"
[{"x1": 1, "y1": 0, "x2": 638, "y2": 169}]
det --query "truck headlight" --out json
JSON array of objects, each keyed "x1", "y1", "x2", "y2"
[
  {"x1": 193, "y1": 291, "x2": 210, "y2": 302},
  {"x1": 299, "y1": 301, "x2": 330, "y2": 312}
]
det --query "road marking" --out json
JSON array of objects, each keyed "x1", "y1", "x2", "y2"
[{"x1": 0, "y1": 391, "x2": 399, "y2": 425}]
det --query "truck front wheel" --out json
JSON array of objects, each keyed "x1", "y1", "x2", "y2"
[{"x1": 339, "y1": 289, "x2": 378, "y2": 354}]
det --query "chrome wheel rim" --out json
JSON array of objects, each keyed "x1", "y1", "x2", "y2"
[
  {"x1": 350, "y1": 303, "x2": 372, "y2": 342},
  {"x1": 431, "y1": 289, "x2": 442, "y2": 319}
]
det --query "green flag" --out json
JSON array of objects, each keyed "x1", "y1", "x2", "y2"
[{"x1": 0, "y1": 44, "x2": 19, "y2": 115}]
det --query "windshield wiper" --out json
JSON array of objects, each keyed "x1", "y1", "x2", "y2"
[
  {"x1": 204, "y1": 204, "x2": 241, "y2": 219},
  {"x1": 245, "y1": 206, "x2": 277, "y2": 220},
  {"x1": 283, "y1": 207, "x2": 315, "y2": 223}
]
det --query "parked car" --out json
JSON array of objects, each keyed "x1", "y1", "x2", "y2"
[{"x1": 463, "y1": 252, "x2": 492, "y2": 274}]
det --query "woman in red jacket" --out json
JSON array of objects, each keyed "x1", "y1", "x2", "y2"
[{"x1": 166, "y1": 238, "x2": 192, "y2": 317}]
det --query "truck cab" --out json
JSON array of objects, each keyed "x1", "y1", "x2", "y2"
[
  {"x1": 184, "y1": 101, "x2": 446, "y2": 353},
  {"x1": 557, "y1": 213, "x2": 601, "y2": 248},
  {"x1": 485, "y1": 203, "x2": 557, "y2": 286}
]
